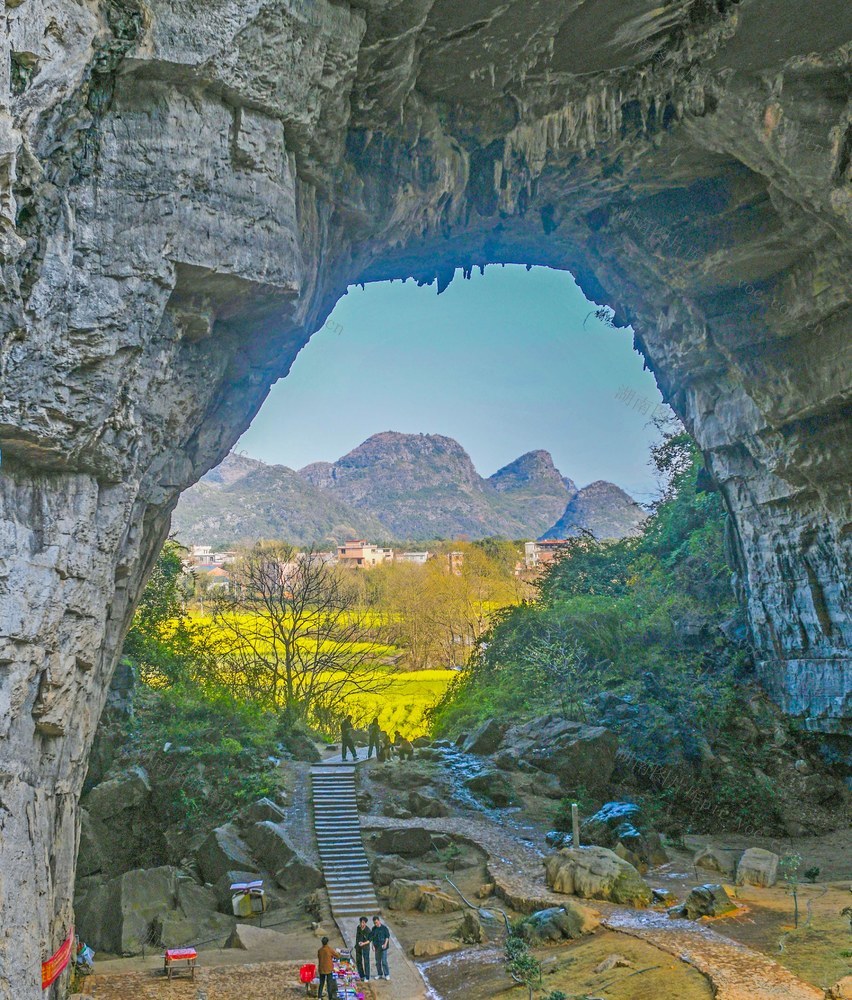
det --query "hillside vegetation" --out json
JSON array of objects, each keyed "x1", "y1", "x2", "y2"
[{"x1": 173, "y1": 432, "x2": 644, "y2": 546}]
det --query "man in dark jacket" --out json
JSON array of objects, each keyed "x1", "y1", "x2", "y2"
[
  {"x1": 367, "y1": 717, "x2": 382, "y2": 759},
  {"x1": 341, "y1": 715, "x2": 357, "y2": 761},
  {"x1": 371, "y1": 915, "x2": 391, "y2": 980},
  {"x1": 354, "y1": 916, "x2": 371, "y2": 981}
]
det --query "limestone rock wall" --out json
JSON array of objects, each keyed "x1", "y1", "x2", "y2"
[{"x1": 0, "y1": 1, "x2": 849, "y2": 994}]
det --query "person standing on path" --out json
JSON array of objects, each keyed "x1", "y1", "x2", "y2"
[
  {"x1": 367, "y1": 717, "x2": 382, "y2": 759},
  {"x1": 340, "y1": 715, "x2": 357, "y2": 762},
  {"x1": 355, "y1": 916, "x2": 371, "y2": 981},
  {"x1": 317, "y1": 936, "x2": 340, "y2": 999},
  {"x1": 371, "y1": 915, "x2": 391, "y2": 980}
]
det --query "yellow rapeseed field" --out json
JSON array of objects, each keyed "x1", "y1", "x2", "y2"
[
  {"x1": 181, "y1": 612, "x2": 456, "y2": 738},
  {"x1": 344, "y1": 669, "x2": 457, "y2": 738}
]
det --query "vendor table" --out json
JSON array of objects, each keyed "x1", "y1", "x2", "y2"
[{"x1": 164, "y1": 947, "x2": 197, "y2": 980}]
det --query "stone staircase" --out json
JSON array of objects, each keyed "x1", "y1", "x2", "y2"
[{"x1": 311, "y1": 755, "x2": 379, "y2": 920}]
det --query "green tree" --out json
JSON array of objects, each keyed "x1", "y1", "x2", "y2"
[
  {"x1": 505, "y1": 935, "x2": 541, "y2": 1000},
  {"x1": 123, "y1": 540, "x2": 205, "y2": 686}
]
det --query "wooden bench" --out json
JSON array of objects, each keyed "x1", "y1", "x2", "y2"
[{"x1": 164, "y1": 948, "x2": 197, "y2": 980}]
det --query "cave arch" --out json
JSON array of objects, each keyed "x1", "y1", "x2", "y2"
[{"x1": 1, "y1": 0, "x2": 850, "y2": 994}]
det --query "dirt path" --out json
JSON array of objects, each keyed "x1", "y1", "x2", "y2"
[
  {"x1": 364, "y1": 815, "x2": 825, "y2": 1000},
  {"x1": 85, "y1": 960, "x2": 308, "y2": 999}
]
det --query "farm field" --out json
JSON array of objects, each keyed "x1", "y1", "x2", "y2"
[
  {"x1": 167, "y1": 611, "x2": 457, "y2": 738},
  {"x1": 344, "y1": 668, "x2": 457, "y2": 738}
]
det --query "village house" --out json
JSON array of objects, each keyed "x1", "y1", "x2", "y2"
[
  {"x1": 337, "y1": 539, "x2": 393, "y2": 568},
  {"x1": 396, "y1": 551, "x2": 430, "y2": 565},
  {"x1": 524, "y1": 538, "x2": 570, "y2": 570}
]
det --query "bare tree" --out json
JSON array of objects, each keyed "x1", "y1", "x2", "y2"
[{"x1": 209, "y1": 542, "x2": 389, "y2": 727}]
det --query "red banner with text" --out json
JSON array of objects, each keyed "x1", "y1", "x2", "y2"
[{"x1": 42, "y1": 927, "x2": 74, "y2": 990}]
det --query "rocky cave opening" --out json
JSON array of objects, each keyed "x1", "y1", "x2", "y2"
[{"x1": 1, "y1": 0, "x2": 849, "y2": 995}]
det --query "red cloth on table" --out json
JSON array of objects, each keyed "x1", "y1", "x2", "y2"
[{"x1": 165, "y1": 949, "x2": 197, "y2": 961}]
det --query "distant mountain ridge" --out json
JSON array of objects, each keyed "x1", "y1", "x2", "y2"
[{"x1": 172, "y1": 431, "x2": 646, "y2": 546}]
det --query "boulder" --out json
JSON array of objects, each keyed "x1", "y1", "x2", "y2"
[
  {"x1": 527, "y1": 772, "x2": 563, "y2": 799},
  {"x1": 545, "y1": 830, "x2": 572, "y2": 849},
  {"x1": 77, "y1": 808, "x2": 106, "y2": 877},
  {"x1": 736, "y1": 848, "x2": 779, "y2": 887},
  {"x1": 412, "y1": 939, "x2": 459, "y2": 958},
  {"x1": 492, "y1": 751, "x2": 520, "y2": 772},
  {"x1": 371, "y1": 854, "x2": 422, "y2": 886},
  {"x1": 693, "y1": 846, "x2": 739, "y2": 879},
  {"x1": 227, "y1": 924, "x2": 289, "y2": 951},
  {"x1": 84, "y1": 766, "x2": 151, "y2": 820},
  {"x1": 413, "y1": 737, "x2": 432, "y2": 748},
  {"x1": 76, "y1": 866, "x2": 234, "y2": 955},
  {"x1": 672, "y1": 883, "x2": 738, "y2": 920},
  {"x1": 383, "y1": 801, "x2": 414, "y2": 819},
  {"x1": 456, "y1": 910, "x2": 485, "y2": 944},
  {"x1": 464, "y1": 771, "x2": 514, "y2": 807},
  {"x1": 277, "y1": 726, "x2": 321, "y2": 762},
  {"x1": 505, "y1": 717, "x2": 618, "y2": 794},
  {"x1": 580, "y1": 802, "x2": 668, "y2": 869},
  {"x1": 465, "y1": 719, "x2": 506, "y2": 755},
  {"x1": 420, "y1": 888, "x2": 464, "y2": 914},
  {"x1": 388, "y1": 879, "x2": 463, "y2": 913},
  {"x1": 516, "y1": 903, "x2": 600, "y2": 945},
  {"x1": 356, "y1": 790, "x2": 374, "y2": 812},
  {"x1": 276, "y1": 857, "x2": 324, "y2": 893},
  {"x1": 373, "y1": 827, "x2": 434, "y2": 858},
  {"x1": 196, "y1": 823, "x2": 258, "y2": 884},
  {"x1": 240, "y1": 797, "x2": 287, "y2": 825},
  {"x1": 408, "y1": 790, "x2": 449, "y2": 818},
  {"x1": 544, "y1": 847, "x2": 652, "y2": 906},
  {"x1": 157, "y1": 906, "x2": 234, "y2": 950},
  {"x1": 242, "y1": 820, "x2": 296, "y2": 871},
  {"x1": 826, "y1": 975, "x2": 852, "y2": 1000}
]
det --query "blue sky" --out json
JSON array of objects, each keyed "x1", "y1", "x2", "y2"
[{"x1": 238, "y1": 265, "x2": 669, "y2": 500}]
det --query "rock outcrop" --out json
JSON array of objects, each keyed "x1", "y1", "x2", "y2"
[
  {"x1": 671, "y1": 883, "x2": 739, "y2": 920},
  {"x1": 1, "y1": 2, "x2": 850, "y2": 994},
  {"x1": 545, "y1": 846, "x2": 652, "y2": 906},
  {"x1": 504, "y1": 716, "x2": 619, "y2": 794},
  {"x1": 515, "y1": 904, "x2": 601, "y2": 944},
  {"x1": 736, "y1": 848, "x2": 780, "y2": 888}
]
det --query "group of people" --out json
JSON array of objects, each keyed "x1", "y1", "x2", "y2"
[
  {"x1": 340, "y1": 716, "x2": 414, "y2": 762},
  {"x1": 316, "y1": 915, "x2": 391, "y2": 997}
]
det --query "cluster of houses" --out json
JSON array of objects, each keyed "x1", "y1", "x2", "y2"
[
  {"x1": 183, "y1": 540, "x2": 477, "y2": 590},
  {"x1": 184, "y1": 539, "x2": 570, "y2": 592}
]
